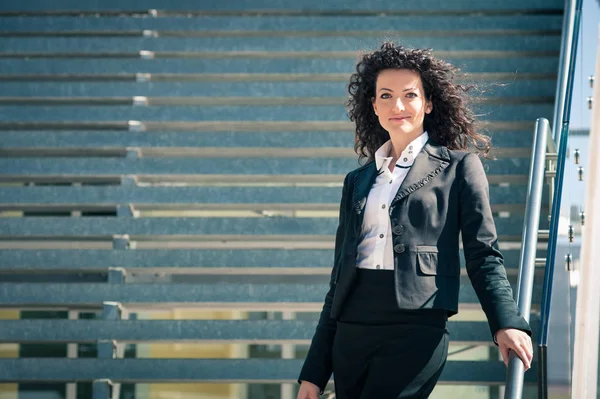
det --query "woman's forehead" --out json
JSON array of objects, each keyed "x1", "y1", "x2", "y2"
[{"x1": 376, "y1": 69, "x2": 423, "y2": 90}]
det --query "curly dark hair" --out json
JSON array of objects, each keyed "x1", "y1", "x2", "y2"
[{"x1": 346, "y1": 42, "x2": 491, "y2": 164}]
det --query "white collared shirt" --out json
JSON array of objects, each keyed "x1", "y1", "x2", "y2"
[{"x1": 355, "y1": 131, "x2": 429, "y2": 270}]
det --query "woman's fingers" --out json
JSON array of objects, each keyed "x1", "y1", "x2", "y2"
[
  {"x1": 499, "y1": 344, "x2": 510, "y2": 367},
  {"x1": 297, "y1": 381, "x2": 321, "y2": 399},
  {"x1": 302, "y1": 390, "x2": 318, "y2": 399},
  {"x1": 297, "y1": 392, "x2": 317, "y2": 399},
  {"x1": 496, "y1": 328, "x2": 533, "y2": 370},
  {"x1": 523, "y1": 340, "x2": 534, "y2": 364},
  {"x1": 512, "y1": 345, "x2": 531, "y2": 370},
  {"x1": 502, "y1": 341, "x2": 532, "y2": 370},
  {"x1": 516, "y1": 335, "x2": 534, "y2": 368}
]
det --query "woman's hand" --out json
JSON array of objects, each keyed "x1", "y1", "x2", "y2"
[
  {"x1": 297, "y1": 380, "x2": 321, "y2": 399},
  {"x1": 495, "y1": 328, "x2": 533, "y2": 370}
]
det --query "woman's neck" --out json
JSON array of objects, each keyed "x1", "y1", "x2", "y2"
[{"x1": 388, "y1": 130, "x2": 424, "y2": 161}]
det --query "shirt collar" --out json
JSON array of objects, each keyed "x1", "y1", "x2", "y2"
[{"x1": 375, "y1": 131, "x2": 429, "y2": 171}]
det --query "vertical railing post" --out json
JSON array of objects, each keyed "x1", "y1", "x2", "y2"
[
  {"x1": 551, "y1": 0, "x2": 577, "y2": 148},
  {"x1": 537, "y1": 0, "x2": 583, "y2": 397}
]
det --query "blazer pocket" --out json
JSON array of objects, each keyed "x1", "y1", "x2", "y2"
[{"x1": 416, "y1": 246, "x2": 459, "y2": 276}]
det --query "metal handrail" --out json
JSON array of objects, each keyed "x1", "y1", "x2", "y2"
[
  {"x1": 504, "y1": 0, "x2": 583, "y2": 397},
  {"x1": 504, "y1": 119, "x2": 550, "y2": 398}
]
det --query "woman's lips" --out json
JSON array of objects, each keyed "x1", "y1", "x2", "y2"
[{"x1": 390, "y1": 116, "x2": 410, "y2": 122}]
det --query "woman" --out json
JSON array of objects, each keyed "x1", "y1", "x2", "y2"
[{"x1": 296, "y1": 42, "x2": 534, "y2": 399}]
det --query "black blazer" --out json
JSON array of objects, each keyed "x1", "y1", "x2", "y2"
[{"x1": 298, "y1": 139, "x2": 531, "y2": 390}]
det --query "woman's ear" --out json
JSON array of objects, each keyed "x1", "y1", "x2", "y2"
[
  {"x1": 425, "y1": 100, "x2": 433, "y2": 114},
  {"x1": 371, "y1": 97, "x2": 378, "y2": 116}
]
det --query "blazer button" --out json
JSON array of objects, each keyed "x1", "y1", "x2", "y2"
[
  {"x1": 392, "y1": 225, "x2": 404, "y2": 235},
  {"x1": 393, "y1": 244, "x2": 405, "y2": 254}
]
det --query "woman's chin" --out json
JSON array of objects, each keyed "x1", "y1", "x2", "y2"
[{"x1": 386, "y1": 125, "x2": 420, "y2": 136}]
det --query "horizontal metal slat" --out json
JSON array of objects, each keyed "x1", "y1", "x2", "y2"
[
  {"x1": 0, "y1": 216, "x2": 531, "y2": 237},
  {"x1": 0, "y1": 173, "x2": 532, "y2": 186},
  {"x1": 0, "y1": 281, "x2": 542, "y2": 306},
  {"x1": 5, "y1": 30, "x2": 558, "y2": 38},
  {"x1": 0, "y1": 0, "x2": 564, "y2": 12},
  {"x1": 0, "y1": 147, "x2": 535, "y2": 159},
  {"x1": 0, "y1": 36, "x2": 561, "y2": 53},
  {"x1": 0, "y1": 104, "x2": 555, "y2": 123},
  {"x1": 0, "y1": 96, "x2": 555, "y2": 106},
  {"x1": 0, "y1": 319, "x2": 539, "y2": 344},
  {"x1": 0, "y1": 248, "x2": 537, "y2": 271},
  {"x1": 0, "y1": 185, "x2": 535, "y2": 206},
  {"x1": 0, "y1": 73, "x2": 557, "y2": 83},
  {"x1": 1, "y1": 204, "x2": 540, "y2": 219},
  {"x1": 0, "y1": 130, "x2": 537, "y2": 149},
  {"x1": 0, "y1": 80, "x2": 558, "y2": 98},
  {"x1": 0, "y1": 157, "x2": 532, "y2": 175},
  {"x1": 0, "y1": 358, "x2": 536, "y2": 384},
  {"x1": 0, "y1": 121, "x2": 540, "y2": 133},
  {"x1": 0, "y1": 57, "x2": 560, "y2": 75},
  {"x1": 0, "y1": 50, "x2": 561, "y2": 60},
  {"x1": 0, "y1": 15, "x2": 564, "y2": 32}
]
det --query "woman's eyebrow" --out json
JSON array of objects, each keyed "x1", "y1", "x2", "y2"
[{"x1": 377, "y1": 87, "x2": 418, "y2": 92}]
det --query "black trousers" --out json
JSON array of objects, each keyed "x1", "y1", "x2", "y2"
[{"x1": 332, "y1": 269, "x2": 450, "y2": 399}]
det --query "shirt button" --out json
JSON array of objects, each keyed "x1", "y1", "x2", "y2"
[
  {"x1": 409, "y1": 146, "x2": 413, "y2": 150},
  {"x1": 394, "y1": 244, "x2": 406, "y2": 254},
  {"x1": 381, "y1": 204, "x2": 386, "y2": 209},
  {"x1": 379, "y1": 234, "x2": 384, "y2": 238},
  {"x1": 403, "y1": 158, "x2": 408, "y2": 162},
  {"x1": 389, "y1": 180, "x2": 393, "y2": 184},
  {"x1": 376, "y1": 264, "x2": 380, "y2": 269},
  {"x1": 392, "y1": 225, "x2": 404, "y2": 235}
]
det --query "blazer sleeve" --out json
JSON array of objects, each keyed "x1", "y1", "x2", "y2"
[
  {"x1": 458, "y1": 153, "x2": 532, "y2": 342},
  {"x1": 297, "y1": 172, "x2": 350, "y2": 392}
]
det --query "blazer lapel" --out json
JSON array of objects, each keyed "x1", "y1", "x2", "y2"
[
  {"x1": 350, "y1": 140, "x2": 451, "y2": 230},
  {"x1": 351, "y1": 161, "x2": 378, "y2": 230},
  {"x1": 390, "y1": 140, "x2": 451, "y2": 208}
]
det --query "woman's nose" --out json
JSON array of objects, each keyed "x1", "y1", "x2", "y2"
[{"x1": 392, "y1": 98, "x2": 405, "y2": 112}]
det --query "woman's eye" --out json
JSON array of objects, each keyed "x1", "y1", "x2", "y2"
[
  {"x1": 380, "y1": 93, "x2": 391, "y2": 99},
  {"x1": 406, "y1": 93, "x2": 417, "y2": 98}
]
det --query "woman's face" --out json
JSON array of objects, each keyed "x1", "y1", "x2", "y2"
[{"x1": 371, "y1": 68, "x2": 432, "y2": 139}]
